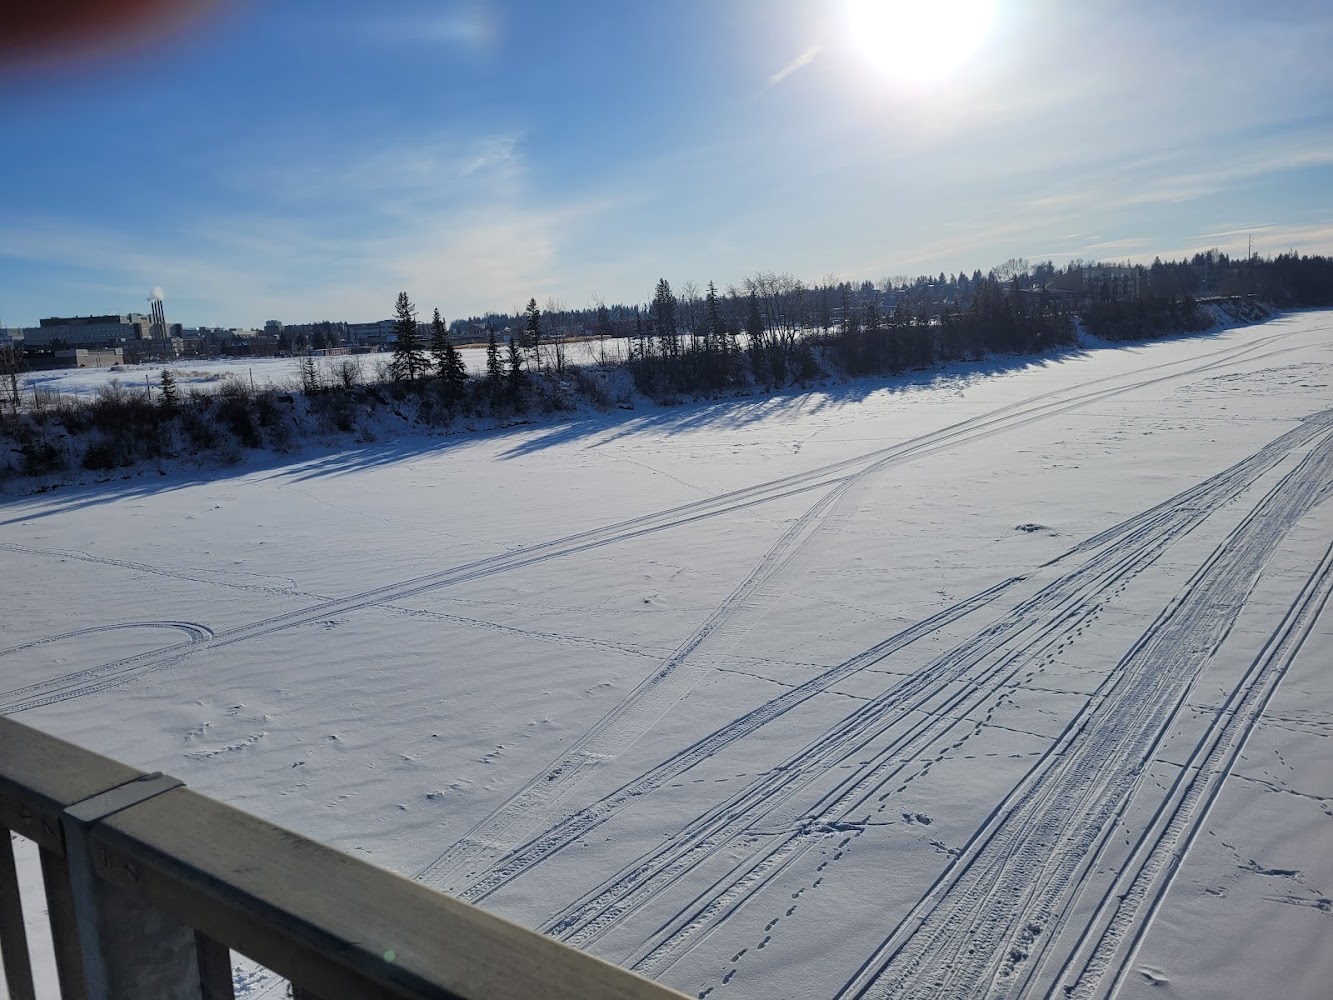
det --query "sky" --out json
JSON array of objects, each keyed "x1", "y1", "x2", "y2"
[{"x1": 1, "y1": 0, "x2": 1331, "y2": 327}]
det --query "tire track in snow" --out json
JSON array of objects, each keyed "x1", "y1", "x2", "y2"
[
  {"x1": 538, "y1": 477, "x2": 1243, "y2": 957},
  {"x1": 584, "y1": 512, "x2": 1212, "y2": 971},
  {"x1": 832, "y1": 429, "x2": 1333, "y2": 1000},
  {"x1": 533, "y1": 417, "x2": 1333, "y2": 977},
  {"x1": 408, "y1": 334, "x2": 1321, "y2": 892},
  {"x1": 0, "y1": 327, "x2": 1306, "y2": 721},
  {"x1": 422, "y1": 575, "x2": 1023, "y2": 896},
  {"x1": 1044, "y1": 534, "x2": 1333, "y2": 1000},
  {"x1": 0, "y1": 621, "x2": 213, "y2": 659},
  {"x1": 0, "y1": 542, "x2": 312, "y2": 598}
]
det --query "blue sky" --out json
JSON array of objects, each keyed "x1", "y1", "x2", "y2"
[{"x1": 2, "y1": 0, "x2": 1331, "y2": 326}]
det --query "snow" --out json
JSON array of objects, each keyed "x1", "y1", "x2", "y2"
[
  {"x1": 17, "y1": 336, "x2": 636, "y2": 400},
  {"x1": 3, "y1": 311, "x2": 1332, "y2": 1000}
]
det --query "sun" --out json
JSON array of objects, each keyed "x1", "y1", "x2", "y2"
[{"x1": 847, "y1": 0, "x2": 996, "y2": 86}]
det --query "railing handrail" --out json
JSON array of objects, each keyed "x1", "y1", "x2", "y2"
[{"x1": 0, "y1": 715, "x2": 688, "y2": 1000}]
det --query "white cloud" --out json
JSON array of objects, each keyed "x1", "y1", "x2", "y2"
[{"x1": 767, "y1": 45, "x2": 823, "y2": 88}]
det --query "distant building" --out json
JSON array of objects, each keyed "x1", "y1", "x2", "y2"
[
  {"x1": 346, "y1": 320, "x2": 396, "y2": 347},
  {"x1": 1083, "y1": 266, "x2": 1141, "y2": 301},
  {"x1": 24, "y1": 347, "x2": 124, "y2": 370},
  {"x1": 22, "y1": 313, "x2": 152, "y2": 346}
]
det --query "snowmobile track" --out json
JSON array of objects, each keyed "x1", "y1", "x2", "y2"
[
  {"x1": 533, "y1": 419, "x2": 1333, "y2": 980},
  {"x1": 832, "y1": 430, "x2": 1333, "y2": 1000},
  {"x1": 404, "y1": 332, "x2": 1316, "y2": 890},
  {"x1": 0, "y1": 329, "x2": 1308, "y2": 722}
]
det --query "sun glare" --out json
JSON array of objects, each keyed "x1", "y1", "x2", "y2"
[{"x1": 847, "y1": 0, "x2": 996, "y2": 86}]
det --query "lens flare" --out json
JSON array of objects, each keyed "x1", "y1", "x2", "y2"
[
  {"x1": 0, "y1": 0, "x2": 222, "y2": 71},
  {"x1": 847, "y1": 0, "x2": 997, "y2": 86}
]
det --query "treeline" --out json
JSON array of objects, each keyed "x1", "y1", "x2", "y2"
[
  {"x1": 451, "y1": 251, "x2": 1333, "y2": 348},
  {"x1": 1, "y1": 347, "x2": 623, "y2": 483},
  {"x1": 4, "y1": 250, "x2": 1329, "y2": 485}
]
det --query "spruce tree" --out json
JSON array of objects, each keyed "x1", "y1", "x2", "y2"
[
  {"x1": 651, "y1": 278, "x2": 677, "y2": 353},
  {"x1": 703, "y1": 280, "x2": 722, "y2": 350},
  {"x1": 300, "y1": 354, "x2": 320, "y2": 393},
  {"x1": 485, "y1": 328, "x2": 503, "y2": 382},
  {"x1": 391, "y1": 291, "x2": 428, "y2": 381},
  {"x1": 524, "y1": 298, "x2": 542, "y2": 369},
  {"x1": 159, "y1": 368, "x2": 180, "y2": 410},
  {"x1": 505, "y1": 336, "x2": 525, "y2": 400},
  {"x1": 429, "y1": 308, "x2": 468, "y2": 396}
]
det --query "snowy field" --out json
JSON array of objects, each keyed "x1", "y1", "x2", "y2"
[
  {"x1": 19, "y1": 336, "x2": 634, "y2": 399},
  {"x1": 3, "y1": 311, "x2": 1332, "y2": 999}
]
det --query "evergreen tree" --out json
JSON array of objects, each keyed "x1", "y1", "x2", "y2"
[
  {"x1": 703, "y1": 280, "x2": 723, "y2": 350},
  {"x1": 505, "y1": 336, "x2": 526, "y2": 400},
  {"x1": 651, "y1": 278, "x2": 678, "y2": 353},
  {"x1": 299, "y1": 354, "x2": 320, "y2": 393},
  {"x1": 595, "y1": 303, "x2": 612, "y2": 339},
  {"x1": 524, "y1": 298, "x2": 542, "y2": 369},
  {"x1": 485, "y1": 328, "x2": 503, "y2": 383},
  {"x1": 158, "y1": 368, "x2": 180, "y2": 410},
  {"x1": 390, "y1": 291, "x2": 428, "y2": 381},
  {"x1": 429, "y1": 308, "x2": 468, "y2": 396}
]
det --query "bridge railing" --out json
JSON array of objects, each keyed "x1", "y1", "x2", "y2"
[{"x1": 0, "y1": 715, "x2": 687, "y2": 1000}]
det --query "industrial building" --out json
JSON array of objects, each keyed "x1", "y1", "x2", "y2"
[
  {"x1": 18, "y1": 313, "x2": 174, "y2": 346},
  {"x1": 22, "y1": 313, "x2": 149, "y2": 345}
]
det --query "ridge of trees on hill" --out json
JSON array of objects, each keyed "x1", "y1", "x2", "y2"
[{"x1": 2, "y1": 251, "x2": 1330, "y2": 485}]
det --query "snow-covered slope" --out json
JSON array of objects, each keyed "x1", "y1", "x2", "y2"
[{"x1": 3, "y1": 311, "x2": 1331, "y2": 1000}]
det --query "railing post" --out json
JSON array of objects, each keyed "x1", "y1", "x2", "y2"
[
  {"x1": 195, "y1": 931, "x2": 236, "y2": 1000},
  {"x1": 40, "y1": 845, "x2": 89, "y2": 1000},
  {"x1": 0, "y1": 828, "x2": 37, "y2": 1000},
  {"x1": 61, "y1": 772, "x2": 216, "y2": 1000}
]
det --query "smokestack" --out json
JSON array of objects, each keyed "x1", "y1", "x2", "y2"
[{"x1": 148, "y1": 289, "x2": 166, "y2": 339}]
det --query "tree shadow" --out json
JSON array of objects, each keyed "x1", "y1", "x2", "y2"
[{"x1": 0, "y1": 320, "x2": 1276, "y2": 523}]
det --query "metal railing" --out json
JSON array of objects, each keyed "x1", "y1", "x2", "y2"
[{"x1": 0, "y1": 716, "x2": 687, "y2": 1000}]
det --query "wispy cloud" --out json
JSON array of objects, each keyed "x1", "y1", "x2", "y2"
[
  {"x1": 353, "y1": 4, "x2": 496, "y2": 48},
  {"x1": 461, "y1": 135, "x2": 521, "y2": 178},
  {"x1": 1082, "y1": 237, "x2": 1154, "y2": 254},
  {"x1": 1148, "y1": 220, "x2": 1333, "y2": 263},
  {"x1": 767, "y1": 45, "x2": 823, "y2": 88},
  {"x1": 0, "y1": 127, "x2": 621, "y2": 325}
]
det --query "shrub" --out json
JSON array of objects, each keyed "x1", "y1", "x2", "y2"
[{"x1": 21, "y1": 435, "x2": 66, "y2": 476}]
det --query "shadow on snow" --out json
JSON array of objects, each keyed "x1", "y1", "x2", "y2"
[{"x1": 0, "y1": 324, "x2": 1264, "y2": 525}]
